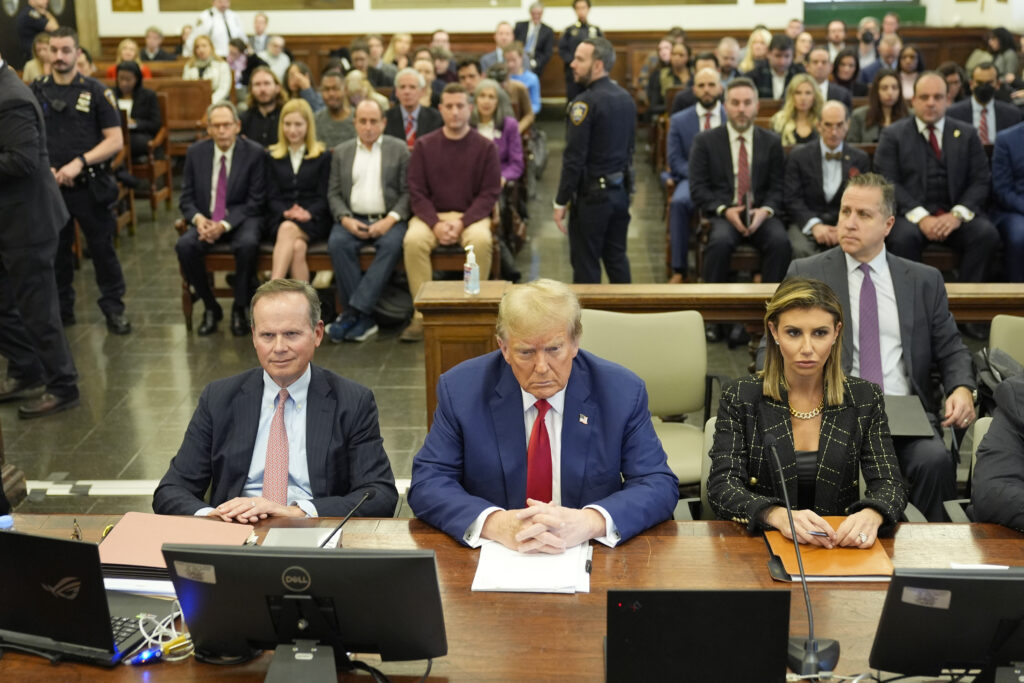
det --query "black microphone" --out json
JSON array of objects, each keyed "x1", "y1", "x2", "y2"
[
  {"x1": 318, "y1": 489, "x2": 376, "y2": 548},
  {"x1": 763, "y1": 433, "x2": 840, "y2": 675}
]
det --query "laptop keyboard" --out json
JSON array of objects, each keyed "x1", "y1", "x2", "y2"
[{"x1": 110, "y1": 615, "x2": 140, "y2": 648}]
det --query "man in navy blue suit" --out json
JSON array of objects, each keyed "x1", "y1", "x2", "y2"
[
  {"x1": 408, "y1": 279, "x2": 678, "y2": 553},
  {"x1": 992, "y1": 120, "x2": 1024, "y2": 282},
  {"x1": 153, "y1": 279, "x2": 398, "y2": 521},
  {"x1": 665, "y1": 67, "x2": 724, "y2": 282}
]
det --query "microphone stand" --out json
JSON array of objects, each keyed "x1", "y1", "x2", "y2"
[
  {"x1": 318, "y1": 489, "x2": 375, "y2": 549},
  {"x1": 763, "y1": 434, "x2": 841, "y2": 676}
]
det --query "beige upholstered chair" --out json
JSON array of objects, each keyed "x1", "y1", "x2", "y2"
[
  {"x1": 944, "y1": 416, "x2": 994, "y2": 522},
  {"x1": 990, "y1": 315, "x2": 1024, "y2": 366}
]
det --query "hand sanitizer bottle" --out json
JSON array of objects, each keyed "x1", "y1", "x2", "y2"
[{"x1": 464, "y1": 245, "x2": 480, "y2": 295}]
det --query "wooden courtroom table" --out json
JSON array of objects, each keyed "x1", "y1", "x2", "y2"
[
  {"x1": 416, "y1": 281, "x2": 1024, "y2": 425},
  {"x1": 5, "y1": 515, "x2": 1024, "y2": 681}
]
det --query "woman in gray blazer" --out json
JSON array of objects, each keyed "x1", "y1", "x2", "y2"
[{"x1": 847, "y1": 69, "x2": 908, "y2": 144}]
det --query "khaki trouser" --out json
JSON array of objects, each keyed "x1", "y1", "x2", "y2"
[{"x1": 403, "y1": 211, "x2": 493, "y2": 318}]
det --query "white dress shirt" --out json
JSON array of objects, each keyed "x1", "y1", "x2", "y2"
[
  {"x1": 817, "y1": 79, "x2": 830, "y2": 101},
  {"x1": 288, "y1": 145, "x2": 305, "y2": 175},
  {"x1": 905, "y1": 117, "x2": 975, "y2": 225},
  {"x1": 194, "y1": 365, "x2": 318, "y2": 517},
  {"x1": 846, "y1": 250, "x2": 911, "y2": 395},
  {"x1": 349, "y1": 137, "x2": 390, "y2": 217},
  {"x1": 771, "y1": 71, "x2": 787, "y2": 100},
  {"x1": 802, "y1": 140, "x2": 844, "y2": 235},
  {"x1": 970, "y1": 97, "x2": 999, "y2": 140},
  {"x1": 203, "y1": 142, "x2": 234, "y2": 231},
  {"x1": 463, "y1": 386, "x2": 620, "y2": 549},
  {"x1": 695, "y1": 102, "x2": 721, "y2": 130}
]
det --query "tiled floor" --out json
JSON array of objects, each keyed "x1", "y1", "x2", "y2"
[{"x1": 2, "y1": 112, "x2": 974, "y2": 515}]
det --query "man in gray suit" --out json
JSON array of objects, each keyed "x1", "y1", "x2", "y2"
[
  {"x1": 326, "y1": 99, "x2": 411, "y2": 343},
  {"x1": 779, "y1": 173, "x2": 976, "y2": 521}
]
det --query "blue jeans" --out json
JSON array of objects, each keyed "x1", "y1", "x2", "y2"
[{"x1": 327, "y1": 219, "x2": 407, "y2": 316}]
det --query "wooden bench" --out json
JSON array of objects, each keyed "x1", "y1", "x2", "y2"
[{"x1": 147, "y1": 78, "x2": 212, "y2": 161}]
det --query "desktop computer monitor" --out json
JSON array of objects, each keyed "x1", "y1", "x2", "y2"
[
  {"x1": 870, "y1": 567, "x2": 1024, "y2": 678},
  {"x1": 162, "y1": 544, "x2": 447, "y2": 671}
]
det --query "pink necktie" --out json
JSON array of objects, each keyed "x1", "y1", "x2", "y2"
[
  {"x1": 262, "y1": 389, "x2": 289, "y2": 505},
  {"x1": 211, "y1": 155, "x2": 227, "y2": 222},
  {"x1": 979, "y1": 108, "x2": 990, "y2": 145},
  {"x1": 526, "y1": 399, "x2": 552, "y2": 504}
]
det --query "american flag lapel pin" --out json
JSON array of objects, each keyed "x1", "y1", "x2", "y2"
[{"x1": 579, "y1": 414, "x2": 589, "y2": 425}]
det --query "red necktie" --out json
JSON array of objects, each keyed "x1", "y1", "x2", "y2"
[
  {"x1": 211, "y1": 155, "x2": 227, "y2": 222},
  {"x1": 979, "y1": 108, "x2": 990, "y2": 145},
  {"x1": 736, "y1": 136, "x2": 750, "y2": 204},
  {"x1": 703, "y1": 111, "x2": 712, "y2": 131},
  {"x1": 927, "y1": 124, "x2": 941, "y2": 160},
  {"x1": 262, "y1": 389, "x2": 289, "y2": 505},
  {"x1": 404, "y1": 115, "x2": 415, "y2": 148},
  {"x1": 526, "y1": 399, "x2": 552, "y2": 504}
]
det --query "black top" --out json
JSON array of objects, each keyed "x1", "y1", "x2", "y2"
[
  {"x1": 16, "y1": 6, "x2": 49, "y2": 65},
  {"x1": 794, "y1": 449, "x2": 819, "y2": 510},
  {"x1": 240, "y1": 106, "x2": 280, "y2": 147},
  {"x1": 558, "y1": 22, "x2": 602, "y2": 67},
  {"x1": 32, "y1": 74, "x2": 121, "y2": 167},
  {"x1": 114, "y1": 85, "x2": 162, "y2": 138},
  {"x1": 793, "y1": 129, "x2": 818, "y2": 145}
]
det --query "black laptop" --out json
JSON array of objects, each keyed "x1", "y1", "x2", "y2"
[
  {"x1": 606, "y1": 589, "x2": 791, "y2": 682},
  {"x1": 0, "y1": 531, "x2": 174, "y2": 667}
]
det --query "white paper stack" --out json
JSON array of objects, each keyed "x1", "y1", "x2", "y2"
[{"x1": 471, "y1": 541, "x2": 591, "y2": 593}]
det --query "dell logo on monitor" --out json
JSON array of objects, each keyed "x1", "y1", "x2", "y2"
[{"x1": 281, "y1": 566, "x2": 311, "y2": 592}]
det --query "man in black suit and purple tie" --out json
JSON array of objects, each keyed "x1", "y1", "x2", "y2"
[
  {"x1": 176, "y1": 101, "x2": 266, "y2": 337},
  {"x1": 153, "y1": 279, "x2": 398, "y2": 521}
]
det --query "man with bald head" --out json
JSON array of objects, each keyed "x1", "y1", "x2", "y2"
[
  {"x1": 665, "y1": 67, "x2": 724, "y2": 281},
  {"x1": 716, "y1": 37, "x2": 741, "y2": 85},
  {"x1": 784, "y1": 100, "x2": 870, "y2": 258},
  {"x1": 873, "y1": 71, "x2": 999, "y2": 288}
]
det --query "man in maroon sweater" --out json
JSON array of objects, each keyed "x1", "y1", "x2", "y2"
[{"x1": 401, "y1": 83, "x2": 502, "y2": 342}]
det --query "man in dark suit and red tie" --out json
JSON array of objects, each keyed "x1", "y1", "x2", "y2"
[
  {"x1": 383, "y1": 68, "x2": 442, "y2": 150},
  {"x1": 153, "y1": 279, "x2": 398, "y2": 521},
  {"x1": 946, "y1": 62, "x2": 1022, "y2": 143},
  {"x1": 176, "y1": 101, "x2": 266, "y2": 337},
  {"x1": 408, "y1": 279, "x2": 678, "y2": 552}
]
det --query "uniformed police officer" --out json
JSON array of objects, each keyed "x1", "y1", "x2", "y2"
[
  {"x1": 15, "y1": 0, "x2": 58, "y2": 68},
  {"x1": 557, "y1": 0, "x2": 602, "y2": 101},
  {"x1": 553, "y1": 37, "x2": 635, "y2": 285},
  {"x1": 32, "y1": 27, "x2": 131, "y2": 334}
]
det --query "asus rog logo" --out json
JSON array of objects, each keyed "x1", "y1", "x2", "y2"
[{"x1": 42, "y1": 577, "x2": 82, "y2": 600}]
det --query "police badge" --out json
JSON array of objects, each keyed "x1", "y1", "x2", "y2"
[{"x1": 570, "y1": 102, "x2": 589, "y2": 126}]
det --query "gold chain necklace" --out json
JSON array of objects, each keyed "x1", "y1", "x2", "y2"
[{"x1": 789, "y1": 396, "x2": 825, "y2": 420}]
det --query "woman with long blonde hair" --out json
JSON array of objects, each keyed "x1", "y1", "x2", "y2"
[
  {"x1": 738, "y1": 27, "x2": 772, "y2": 74},
  {"x1": 182, "y1": 34, "x2": 232, "y2": 103},
  {"x1": 770, "y1": 73, "x2": 822, "y2": 146},
  {"x1": 266, "y1": 99, "x2": 331, "y2": 282},
  {"x1": 383, "y1": 32, "x2": 413, "y2": 70},
  {"x1": 105, "y1": 38, "x2": 153, "y2": 79}
]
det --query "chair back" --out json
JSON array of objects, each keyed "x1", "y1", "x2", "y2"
[
  {"x1": 990, "y1": 315, "x2": 1024, "y2": 366},
  {"x1": 579, "y1": 309, "x2": 706, "y2": 416},
  {"x1": 701, "y1": 417, "x2": 717, "y2": 520},
  {"x1": 969, "y1": 416, "x2": 993, "y2": 483}
]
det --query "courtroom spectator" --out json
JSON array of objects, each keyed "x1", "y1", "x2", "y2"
[
  {"x1": 400, "y1": 83, "x2": 501, "y2": 343},
  {"x1": 992, "y1": 120, "x2": 1024, "y2": 281},
  {"x1": 481, "y1": 21, "x2": 515, "y2": 73},
  {"x1": 770, "y1": 73, "x2": 822, "y2": 146},
  {"x1": 638, "y1": 37, "x2": 671, "y2": 111},
  {"x1": 947, "y1": 62, "x2": 1022, "y2": 143},
  {"x1": 183, "y1": 35, "x2": 233, "y2": 104},
  {"x1": 514, "y1": 1, "x2": 555, "y2": 76},
  {"x1": 113, "y1": 61, "x2": 161, "y2": 160},
  {"x1": 240, "y1": 66, "x2": 285, "y2": 147},
  {"x1": 665, "y1": 67, "x2": 724, "y2": 283},
  {"x1": 187, "y1": 0, "x2": 246, "y2": 58},
  {"x1": 748, "y1": 35, "x2": 802, "y2": 101},
  {"x1": 142, "y1": 27, "x2": 173, "y2": 62},
  {"x1": 104, "y1": 38, "x2": 152, "y2": 79},
  {"x1": 690, "y1": 78, "x2": 789, "y2": 342},
  {"x1": 882, "y1": 12, "x2": 900, "y2": 38},
  {"x1": 988, "y1": 28, "x2": 1019, "y2": 87},
  {"x1": 472, "y1": 79, "x2": 524, "y2": 185},
  {"x1": 285, "y1": 61, "x2": 325, "y2": 113},
  {"x1": 366, "y1": 34, "x2": 396, "y2": 83},
  {"x1": 806, "y1": 45, "x2": 853, "y2": 110},
  {"x1": 738, "y1": 27, "x2": 771, "y2": 75},
  {"x1": 314, "y1": 69, "x2": 355, "y2": 148},
  {"x1": 507, "y1": 43, "x2": 541, "y2": 114},
  {"x1": 265, "y1": 99, "x2": 331, "y2": 283},
  {"x1": 833, "y1": 48, "x2": 868, "y2": 97},
  {"x1": 848, "y1": 69, "x2": 907, "y2": 143},
  {"x1": 873, "y1": 72, "x2": 999, "y2": 289},
  {"x1": 177, "y1": 101, "x2": 266, "y2": 337},
  {"x1": 710, "y1": 276, "x2": 907, "y2": 540},
  {"x1": 487, "y1": 63, "x2": 535, "y2": 135},
  {"x1": 791, "y1": 33, "x2": 812, "y2": 68},
  {"x1": 432, "y1": 47, "x2": 458, "y2": 85},
  {"x1": 856, "y1": 16, "x2": 880, "y2": 70},
  {"x1": 777, "y1": 173, "x2": 977, "y2": 520},
  {"x1": 458, "y1": 57, "x2": 483, "y2": 93},
  {"x1": 326, "y1": 99, "x2": 410, "y2": 343},
  {"x1": 226, "y1": 38, "x2": 248, "y2": 96},
  {"x1": 670, "y1": 51, "x2": 718, "y2": 114},
  {"x1": 717, "y1": 37, "x2": 741, "y2": 84},
  {"x1": 407, "y1": 279, "x2": 679, "y2": 551},
  {"x1": 75, "y1": 47, "x2": 95, "y2": 77},
  {"x1": 413, "y1": 57, "x2": 441, "y2": 108},
  {"x1": 897, "y1": 45, "x2": 924, "y2": 100},
  {"x1": 785, "y1": 18, "x2": 803, "y2": 40},
  {"x1": 430, "y1": 29, "x2": 451, "y2": 52},
  {"x1": 152, "y1": 279, "x2": 399, "y2": 520},
  {"x1": 21, "y1": 32, "x2": 51, "y2": 83},
  {"x1": 937, "y1": 61, "x2": 969, "y2": 104},
  {"x1": 345, "y1": 69, "x2": 389, "y2": 113},
  {"x1": 176, "y1": 25, "x2": 192, "y2": 58},
  {"x1": 784, "y1": 101, "x2": 871, "y2": 259},
  {"x1": 383, "y1": 32, "x2": 413, "y2": 70},
  {"x1": 860, "y1": 33, "x2": 901, "y2": 85},
  {"x1": 970, "y1": 375, "x2": 1024, "y2": 530},
  {"x1": 249, "y1": 12, "x2": 269, "y2": 55},
  {"x1": 384, "y1": 67, "x2": 442, "y2": 149},
  {"x1": 558, "y1": 0, "x2": 603, "y2": 101},
  {"x1": 258, "y1": 35, "x2": 290, "y2": 82},
  {"x1": 650, "y1": 42, "x2": 691, "y2": 117},
  {"x1": 346, "y1": 41, "x2": 390, "y2": 88},
  {"x1": 826, "y1": 20, "x2": 847, "y2": 62}
]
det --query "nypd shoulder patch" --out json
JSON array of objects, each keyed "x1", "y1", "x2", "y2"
[{"x1": 570, "y1": 102, "x2": 589, "y2": 126}]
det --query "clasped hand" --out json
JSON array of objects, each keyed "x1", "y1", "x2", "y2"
[
  {"x1": 765, "y1": 507, "x2": 883, "y2": 549},
  {"x1": 433, "y1": 218, "x2": 463, "y2": 246},
  {"x1": 482, "y1": 499, "x2": 605, "y2": 554},
  {"x1": 208, "y1": 496, "x2": 305, "y2": 523},
  {"x1": 283, "y1": 203, "x2": 312, "y2": 223},
  {"x1": 725, "y1": 206, "x2": 769, "y2": 236}
]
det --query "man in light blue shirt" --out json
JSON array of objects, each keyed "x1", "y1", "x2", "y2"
[{"x1": 506, "y1": 42, "x2": 540, "y2": 114}]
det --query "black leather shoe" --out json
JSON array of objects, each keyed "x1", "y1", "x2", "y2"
[
  {"x1": 105, "y1": 312, "x2": 132, "y2": 335},
  {"x1": 197, "y1": 307, "x2": 223, "y2": 336},
  {"x1": 18, "y1": 392, "x2": 80, "y2": 419},
  {"x1": 705, "y1": 323, "x2": 722, "y2": 343},
  {"x1": 230, "y1": 307, "x2": 248, "y2": 337},
  {"x1": 0, "y1": 377, "x2": 44, "y2": 403}
]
